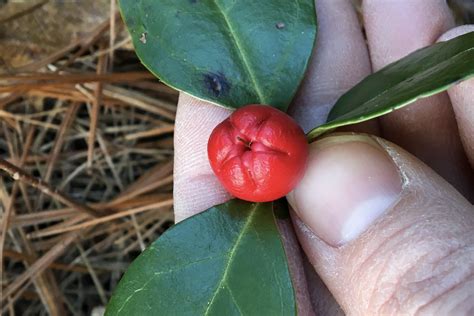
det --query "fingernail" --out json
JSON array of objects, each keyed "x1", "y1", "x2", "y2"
[{"x1": 287, "y1": 134, "x2": 402, "y2": 247}]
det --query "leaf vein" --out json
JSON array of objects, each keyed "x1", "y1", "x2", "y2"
[
  {"x1": 115, "y1": 253, "x2": 227, "y2": 314},
  {"x1": 211, "y1": 0, "x2": 266, "y2": 103},
  {"x1": 227, "y1": 285, "x2": 244, "y2": 315},
  {"x1": 204, "y1": 203, "x2": 259, "y2": 315}
]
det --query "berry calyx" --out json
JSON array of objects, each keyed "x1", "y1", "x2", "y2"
[{"x1": 207, "y1": 104, "x2": 308, "y2": 202}]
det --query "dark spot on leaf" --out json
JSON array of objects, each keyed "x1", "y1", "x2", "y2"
[
  {"x1": 190, "y1": 0, "x2": 198, "y2": 3},
  {"x1": 203, "y1": 72, "x2": 230, "y2": 97},
  {"x1": 175, "y1": 10, "x2": 181, "y2": 17},
  {"x1": 276, "y1": 22, "x2": 285, "y2": 29}
]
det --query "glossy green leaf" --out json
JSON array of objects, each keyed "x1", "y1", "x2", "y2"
[
  {"x1": 307, "y1": 31, "x2": 474, "y2": 141},
  {"x1": 105, "y1": 199, "x2": 295, "y2": 316},
  {"x1": 118, "y1": 0, "x2": 317, "y2": 111}
]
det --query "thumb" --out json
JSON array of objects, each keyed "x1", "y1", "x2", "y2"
[{"x1": 287, "y1": 134, "x2": 474, "y2": 315}]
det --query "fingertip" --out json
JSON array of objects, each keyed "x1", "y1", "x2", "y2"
[
  {"x1": 174, "y1": 93, "x2": 232, "y2": 221},
  {"x1": 287, "y1": 134, "x2": 402, "y2": 247}
]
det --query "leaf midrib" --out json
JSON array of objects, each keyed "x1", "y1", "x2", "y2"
[
  {"x1": 204, "y1": 203, "x2": 259, "y2": 315},
  {"x1": 211, "y1": 0, "x2": 266, "y2": 104}
]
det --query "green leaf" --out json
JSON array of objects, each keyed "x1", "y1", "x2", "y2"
[
  {"x1": 118, "y1": 0, "x2": 317, "y2": 112},
  {"x1": 105, "y1": 199, "x2": 296, "y2": 316},
  {"x1": 307, "y1": 31, "x2": 474, "y2": 141}
]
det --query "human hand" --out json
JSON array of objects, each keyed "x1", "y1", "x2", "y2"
[{"x1": 173, "y1": 0, "x2": 474, "y2": 314}]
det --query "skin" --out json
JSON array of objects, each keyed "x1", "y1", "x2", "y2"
[
  {"x1": 174, "y1": 0, "x2": 474, "y2": 314},
  {"x1": 207, "y1": 105, "x2": 308, "y2": 202}
]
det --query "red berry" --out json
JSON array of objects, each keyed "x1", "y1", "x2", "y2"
[{"x1": 207, "y1": 104, "x2": 308, "y2": 202}]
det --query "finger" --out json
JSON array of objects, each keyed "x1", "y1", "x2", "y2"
[
  {"x1": 289, "y1": 0, "x2": 377, "y2": 313},
  {"x1": 362, "y1": 0, "x2": 474, "y2": 197},
  {"x1": 289, "y1": 0, "x2": 379, "y2": 135},
  {"x1": 288, "y1": 133, "x2": 474, "y2": 315},
  {"x1": 439, "y1": 25, "x2": 474, "y2": 169},
  {"x1": 173, "y1": 93, "x2": 231, "y2": 222}
]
